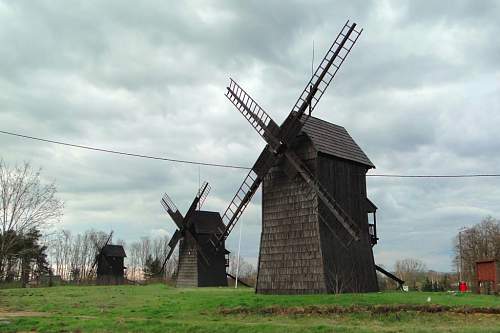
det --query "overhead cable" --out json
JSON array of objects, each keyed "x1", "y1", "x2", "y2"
[
  {"x1": 0, "y1": 130, "x2": 251, "y2": 170},
  {"x1": 2, "y1": 129, "x2": 500, "y2": 178}
]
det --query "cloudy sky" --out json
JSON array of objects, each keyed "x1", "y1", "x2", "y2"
[{"x1": 1, "y1": 0, "x2": 499, "y2": 272}]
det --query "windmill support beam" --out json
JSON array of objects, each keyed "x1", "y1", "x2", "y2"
[
  {"x1": 226, "y1": 272, "x2": 251, "y2": 288},
  {"x1": 375, "y1": 265, "x2": 405, "y2": 290}
]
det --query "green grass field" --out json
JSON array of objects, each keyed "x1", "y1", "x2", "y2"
[{"x1": 0, "y1": 284, "x2": 499, "y2": 332}]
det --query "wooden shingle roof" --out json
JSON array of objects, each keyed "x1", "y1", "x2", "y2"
[
  {"x1": 190, "y1": 211, "x2": 225, "y2": 234},
  {"x1": 300, "y1": 115, "x2": 375, "y2": 168},
  {"x1": 102, "y1": 244, "x2": 127, "y2": 258}
]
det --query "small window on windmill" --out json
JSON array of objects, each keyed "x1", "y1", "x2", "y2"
[
  {"x1": 366, "y1": 198, "x2": 378, "y2": 245},
  {"x1": 368, "y1": 218, "x2": 375, "y2": 235}
]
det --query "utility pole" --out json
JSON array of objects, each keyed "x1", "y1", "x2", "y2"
[
  {"x1": 458, "y1": 227, "x2": 467, "y2": 283},
  {"x1": 459, "y1": 230, "x2": 462, "y2": 281},
  {"x1": 235, "y1": 217, "x2": 243, "y2": 288}
]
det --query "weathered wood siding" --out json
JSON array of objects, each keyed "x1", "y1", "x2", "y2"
[
  {"x1": 176, "y1": 233, "x2": 228, "y2": 288},
  {"x1": 176, "y1": 237, "x2": 198, "y2": 287},
  {"x1": 257, "y1": 134, "x2": 378, "y2": 294},
  {"x1": 96, "y1": 256, "x2": 125, "y2": 284},
  {"x1": 257, "y1": 137, "x2": 326, "y2": 294},
  {"x1": 317, "y1": 153, "x2": 378, "y2": 293},
  {"x1": 197, "y1": 235, "x2": 228, "y2": 287},
  {"x1": 97, "y1": 257, "x2": 124, "y2": 276}
]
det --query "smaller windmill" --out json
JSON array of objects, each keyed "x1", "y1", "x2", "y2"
[
  {"x1": 160, "y1": 182, "x2": 229, "y2": 287},
  {"x1": 89, "y1": 231, "x2": 127, "y2": 284}
]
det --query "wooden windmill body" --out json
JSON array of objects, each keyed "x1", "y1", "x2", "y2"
[
  {"x1": 161, "y1": 183, "x2": 229, "y2": 288},
  {"x1": 257, "y1": 117, "x2": 378, "y2": 294},
  {"x1": 205, "y1": 20, "x2": 382, "y2": 294},
  {"x1": 96, "y1": 244, "x2": 127, "y2": 284},
  {"x1": 89, "y1": 231, "x2": 127, "y2": 285},
  {"x1": 176, "y1": 211, "x2": 229, "y2": 287}
]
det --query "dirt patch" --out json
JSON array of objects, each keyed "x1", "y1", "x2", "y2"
[
  {"x1": 0, "y1": 308, "x2": 49, "y2": 319},
  {"x1": 220, "y1": 304, "x2": 500, "y2": 316},
  {"x1": 0, "y1": 308, "x2": 99, "y2": 321}
]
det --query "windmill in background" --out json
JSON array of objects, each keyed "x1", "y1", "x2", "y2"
[
  {"x1": 89, "y1": 231, "x2": 127, "y2": 284},
  {"x1": 160, "y1": 182, "x2": 229, "y2": 287}
]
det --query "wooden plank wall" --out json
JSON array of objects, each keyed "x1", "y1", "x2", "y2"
[
  {"x1": 317, "y1": 153, "x2": 379, "y2": 293},
  {"x1": 257, "y1": 137, "x2": 327, "y2": 294},
  {"x1": 257, "y1": 134, "x2": 378, "y2": 294},
  {"x1": 176, "y1": 237, "x2": 198, "y2": 287},
  {"x1": 97, "y1": 256, "x2": 124, "y2": 278},
  {"x1": 197, "y1": 235, "x2": 228, "y2": 287}
]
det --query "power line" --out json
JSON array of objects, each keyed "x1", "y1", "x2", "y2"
[
  {"x1": 367, "y1": 174, "x2": 500, "y2": 178},
  {"x1": 0, "y1": 130, "x2": 251, "y2": 170},
  {"x1": 1, "y1": 129, "x2": 500, "y2": 178}
]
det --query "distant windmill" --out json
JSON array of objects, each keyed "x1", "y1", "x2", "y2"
[
  {"x1": 89, "y1": 231, "x2": 127, "y2": 284},
  {"x1": 209, "y1": 20, "x2": 380, "y2": 293},
  {"x1": 160, "y1": 182, "x2": 229, "y2": 287}
]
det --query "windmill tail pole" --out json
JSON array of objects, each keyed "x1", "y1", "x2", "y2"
[
  {"x1": 375, "y1": 264, "x2": 405, "y2": 290},
  {"x1": 226, "y1": 272, "x2": 251, "y2": 288}
]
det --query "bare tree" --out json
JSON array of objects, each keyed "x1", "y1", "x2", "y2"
[
  {"x1": 454, "y1": 216, "x2": 500, "y2": 289},
  {"x1": 127, "y1": 242, "x2": 141, "y2": 281},
  {"x1": 45, "y1": 229, "x2": 111, "y2": 282},
  {"x1": 0, "y1": 159, "x2": 63, "y2": 279},
  {"x1": 125, "y1": 235, "x2": 176, "y2": 281},
  {"x1": 227, "y1": 253, "x2": 257, "y2": 285},
  {"x1": 395, "y1": 258, "x2": 427, "y2": 290},
  {"x1": 126, "y1": 236, "x2": 154, "y2": 281}
]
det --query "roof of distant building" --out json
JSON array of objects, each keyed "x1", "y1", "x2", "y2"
[
  {"x1": 102, "y1": 244, "x2": 127, "y2": 257},
  {"x1": 190, "y1": 210, "x2": 225, "y2": 234}
]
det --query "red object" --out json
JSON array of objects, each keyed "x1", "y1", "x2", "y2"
[{"x1": 459, "y1": 281, "x2": 468, "y2": 292}]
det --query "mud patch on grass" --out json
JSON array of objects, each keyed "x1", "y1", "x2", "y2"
[
  {"x1": 0, "y1": 309, "x2": 49, "y2": 319},
  {"x1": 220, "y1": 304, "x2": 500, "y2": 316}
]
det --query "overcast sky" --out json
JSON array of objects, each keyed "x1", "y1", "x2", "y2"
[{"x1": 1, "y1": 0, "x2": 499, "y2": 272}]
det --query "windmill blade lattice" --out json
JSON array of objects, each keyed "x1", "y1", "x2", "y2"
[
  {"x1": 212, "y1": 21, "x2": 363, "y2": 249},
  {"x1": 197, "y1": 181, "x2": 211, "y2": 209},
  {"x1": 160, "y1": 229, "x2": 181, "y2": 274},
  {"x1": 292, "y1": 20, "x2": 362, "y2": 116},
  {"x1": 225, "y1": 79, "x2": 281, "y2": 148},
  {"x1": 210, "y1": 148, "x2": 278, "y2": 248},
  {"x1": 183, "y1": 181, "x2": 210, "y2": 229},
  {"x1": 88, "y1": 231, "x2": 113, "y2": 278},
  {"x1": 161, "y1": 193, "x2": 184, "y2": 229},
  {"x1": 161, "y1": 192, "x2": 178, "y2": 213},
  {"x1": 159, "y1": 181, "x2": 214, "y2": 272}
]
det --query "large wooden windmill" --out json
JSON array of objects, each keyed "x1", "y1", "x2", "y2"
[
  {"x1": 161, "y1": 182, "x2": 229, "y2": 287},
  {"x1": 210, "y1": 20, "x2": 379, "y2": 293}
]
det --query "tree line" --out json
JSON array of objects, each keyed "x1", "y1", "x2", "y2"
[
  {"x1": 0, "y1": 159, "x2": 258, "y2": 286},
  {"x1": 377, "y1": 257, "x2": 453, "y2": 291},
  {"x1": 45, "y1": 228, "x2": 260, "y2": 284},
  {"x1": 46, "y1": 229, "x2": 174, "y2": 282},
  {"x1": 378, "y1": 217, "x2": 499, "y2": 292},
  {"x1": 0, "y1": 160, "x2": 63, "y2": 286},
  {"x1": 454, "y1": 216, "x2": 500, "y2": 291},
  {"x1": 1, "y1": 159, "x2": 497, "y2": 290}
]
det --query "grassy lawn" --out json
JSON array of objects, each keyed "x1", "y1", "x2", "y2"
[{"x1": 0, "y1": 284, "x2": 499, "y2": 332}]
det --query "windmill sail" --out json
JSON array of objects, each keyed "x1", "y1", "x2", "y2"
[{"x1": 212, "y1": 21, "x2": 363, "y2": 250}]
